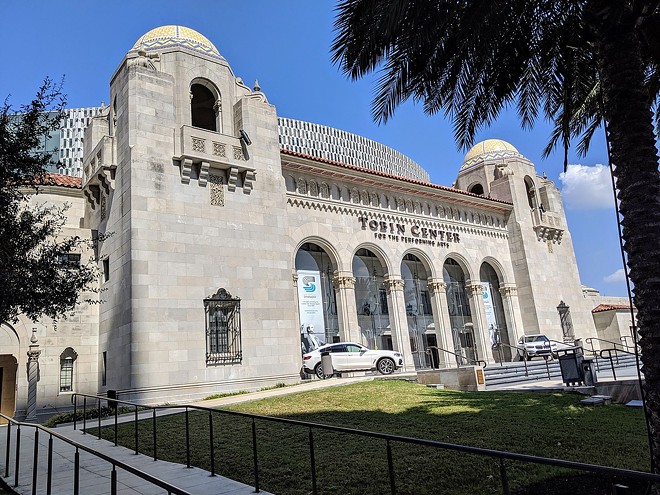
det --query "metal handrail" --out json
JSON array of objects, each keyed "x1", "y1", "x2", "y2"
[
  {"x1": 426, "y1": 345, "x2": 487, "y2": 369},
  {"x1": 65, "y1": 392, "x2": 660, "y2": 495},
  {"x1": 0, "y1": 411, "x2": 191, "y2": 495},
  {"x1": 492, "y1": 342, "x2": 529, "y2": 376},
  {"x1": 585, "y1": 336, "x2": 635, "y2": 354},
  {"x1": 599, "y1": 348, "x2": 639, "y2": 381},
  {"x1": 620, "y1": 335, "x2": 637, "y2": 349}
]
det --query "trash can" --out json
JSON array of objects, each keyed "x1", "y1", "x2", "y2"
[
  {"x1": 321, "y1": 351, "x2": 334, "y2": 377},
  {"x1": 582, "y1": 357, "x2": 598, "y2": 386},
  {"x1": 557, "y1": 347, "x2": 584, "y2": 386},
  {"x1": 107, "y1": 389, "x2": 118, "y2": 410}
]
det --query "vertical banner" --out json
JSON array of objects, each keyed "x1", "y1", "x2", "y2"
[
  {"x1": 297, "y1": 270, "x2": 326, "y2": 354},
  {"x1": 482, "y1": 283, "x2": 499, "y2": 346}
]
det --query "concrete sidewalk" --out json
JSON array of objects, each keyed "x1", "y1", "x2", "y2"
[{"x1": 0, "y1": 374, "x2": 380, "y2": 495}]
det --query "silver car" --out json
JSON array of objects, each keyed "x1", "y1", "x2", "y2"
[{"x1": 303, "y1": 342, "x2": 403, "y2": 379}]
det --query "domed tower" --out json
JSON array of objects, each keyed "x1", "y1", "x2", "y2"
[
  {"x1": 454, "y1": 140, "x2": 596, "y2": 342},
  {"x1": 82, "y1": 26, "x2": 299, "y2": 400}
]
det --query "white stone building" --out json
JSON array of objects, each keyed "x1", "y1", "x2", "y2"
[{"x1": 0, "y1": 25, "x2": 630, "y2": 420}]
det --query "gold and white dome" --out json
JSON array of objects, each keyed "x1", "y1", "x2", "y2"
[
  {"x1": 130, "y1": 25, "x2": 224, "y2": 60},
  {"x1": 461, "y1": 139, "x2": 523, "y2": 169}
]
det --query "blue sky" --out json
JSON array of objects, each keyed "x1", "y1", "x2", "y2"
[{"x1": 0, "y1": 0, "x2": 627, "y2": 296}]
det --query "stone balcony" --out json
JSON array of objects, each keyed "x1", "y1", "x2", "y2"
[
  {"x1": 82, "y1": 135, "x2": 116, "y2": 208},
  {"x1": 174, "y1": 126, "x2": 256, "y2": 191},
  {"x1": 531, "y1": 208, "x2": 564, "y2": 243}
]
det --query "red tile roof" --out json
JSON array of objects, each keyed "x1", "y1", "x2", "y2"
[
  {"x1": 592, "y1": 304, "x2": 635, "y2": 313},
  {"x1": 43, "y1": 173, "x2": 82, "y2": 189}
]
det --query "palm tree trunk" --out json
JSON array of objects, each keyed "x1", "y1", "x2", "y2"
[{"x1": 590, "y1": 0, "x2": 660, "y2": 484}]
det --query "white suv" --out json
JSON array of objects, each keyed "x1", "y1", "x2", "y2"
[
  {"x1": 517, "y1": 334, "x2": 558, "y2": 360},
  {"x1": 303, "y1": 342, "x2": 403, "y2": 379}
]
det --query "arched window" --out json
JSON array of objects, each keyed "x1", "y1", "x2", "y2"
[
  {"x1": 469, "y1": 183, "x2": 484, "y2": 195},
  {"x1": 191, "y1": 83, "x2": 219, "y2": 132},
  {"x1": 524, "y1": 176, "x2": 537, "y2": 209},
  {"x1": 60, "y1": 347, "x2": 77, "y2": 392}
]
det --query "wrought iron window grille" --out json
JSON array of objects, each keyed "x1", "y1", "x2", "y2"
[{"x1": 204, "y1": 288, "x2": 242, "y2": 365}]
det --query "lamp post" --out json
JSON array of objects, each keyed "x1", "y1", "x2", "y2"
[{"x1": 25, "y1": 328, "x2": 41, "y2": 422}]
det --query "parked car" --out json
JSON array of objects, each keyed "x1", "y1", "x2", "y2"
[
  {"x1": 303, "y1": 342, "x2": 403, "y2": 379},
  {"x1": 517, "y1": 334, "x2": 558, "y2": 360}
]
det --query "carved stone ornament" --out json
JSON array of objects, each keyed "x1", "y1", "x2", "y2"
[
  {"x1": 351, "y1": 187, "x2": 360, "y2": 203},
  {"x1": 384, "y1": 277, "x2": 405, "y2": 292},
  {"x1": 297, "y1": 177, "x2": 308, "y2": 194},
  {"x1": 467, "y1": 283, "x2": 485, "y2": 297},
  {"x1": 370, "y1": 192, "x2": 379, "y2": 206},
  {"x1": 494, "y1": 164, "x2": 514, "y2": 179},
  {"x1": 309, "y1": 180, "x2": 319, "y2": 196},
  {"x1": 192, "y1": 136, "x2": 206, "y2": 153},
  {"x1": 499, "y1": 284, "x2": 518, "y2": 297},
  {"x1": 209, "y1": 174, "x2": 225, "y2": 206},
  {"x1": 212, "y1": 142, "x2": 226, "y2": 157},
  {"x1": 427, "y1": 280, "x2": 447, "y2": 296},
  {"x1": 206, "y1": 288, "x2": 236, "y2": 301},
  {"x1": 361, "y1": 190, "x2": 369, "y2": 205},
  {"x1": 320, "y1": 182, "x2": 330, "y2": 198},
  {"x1": 332, "y1": 275, "x2": 356, "y2": 290}
]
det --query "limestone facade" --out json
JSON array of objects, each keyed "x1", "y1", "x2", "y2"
[{"x1": 2, "y1": 25, "x2": 619, "y2": 418}]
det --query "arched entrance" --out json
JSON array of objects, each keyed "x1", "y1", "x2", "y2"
[
  {"x1": 295, "y1": 243, "x2": 339, "y2": 353},
  {"x1": 0, "y1": 323, "x2": 20, "y2": 422},
  {"x1": 401, "y1": 254, "x2": 435, "y2": 369},
  {"x1": 443, "y1": 258, "x2": 477, "y2": 364},
  {"x1": 480, "y1": 262, "x2": 511, "y2": 362},
  {"x1": 352, "y1": 248, "x2": 390, "y2": 349}
]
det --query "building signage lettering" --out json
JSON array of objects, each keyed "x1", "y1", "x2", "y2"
[{"x1": 358, "y1": 217, "x2": 459, "y2": 248}]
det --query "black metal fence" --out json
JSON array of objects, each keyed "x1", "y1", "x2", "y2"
[
  {"x1": 66, "y1": 392, "x2": 660, "y2": 495},
  {"x1": 0, "y1": 411, "x2": 191, "y2": 495}
]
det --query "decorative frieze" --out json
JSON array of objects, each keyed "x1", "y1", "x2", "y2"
[
  {"x1": 233, "y1": 146, "x2": 244, "y2": 160},
  {"x1": 192, "y1": 136, "x2": 206, "y2": 153},
  {"x1": 212, "y1": 142, "x2": 226, "y2": 157},
  {"x1": 209, "y1": 174, "x2": 225, "y2": 206}
]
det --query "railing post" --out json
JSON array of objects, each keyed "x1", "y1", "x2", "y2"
[
  {"x1": 31, "y1": 428, "x2": 39, "y2": 495},
  {"x1": 47, "y1": 435, "x2": 53, "y2": 495},
  {"x1": 4, "y1": 421, "x2": 11, "y2": 478},
  {"x1": 134, "y1": 406, "x2": 139, "y2": 455},
  {"x1": 98, "y1": 399, "x2": 102, "y2": 440},
  {"x1": 73, "y1": 396, "x2": 77, "y2": 431},
  {"x1": 152, "y1": 408, "x2": 158, "y2": 461},
  {"x1": 83, "y1": 397, "x2": 88, "y2": 434},
  {"x1": 386, "y1": 439, "x2": 396, "y2": 495},
  {"x1": 114, "y1": 404, "x2": 118, "y2": 447},
  {"x1": 73, "y1": 448, "x2": 80, "y2": 495},
  {"x1": 251, "y1": 418, "x2": 260, "y2": 493},
  {"x1": 610, "y1": 352, "x2": 617, "y2": 380},
  {"x1": 111, "y1": 466, "x2": 117, "y2": 495},
  {"x1": 308, "y1": 428, "x2": 317, "y2": 495},
  {"x1": 545, "y1": 357, "x2": 551, "y2": 380},
  {"x1": 209, "y1": 411, "x2": 216, "y2": 477},
  {"x1": 185, "y1": 407, "x2": 191, "y2": 468},
  {"x1": 499, "y1": 458, "x2": 510, "y2": 495},
  {"x1": 14, "y1": 424, "x2": 20, "y2": 487}
]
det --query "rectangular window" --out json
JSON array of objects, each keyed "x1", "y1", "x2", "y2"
[
  {"x1": 102, "y1": 258, "x2": 110, "y2": 282},
  {"x1": 60, "y1": 359, "x2": 73, "y2": 392}
]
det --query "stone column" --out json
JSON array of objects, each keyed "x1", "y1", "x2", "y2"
[
  {"x1": 384, "y1": 276, "x2": 415, "y2": 372},
  {"x1": 332, "y1": 272, "x2": 360, "y2": 343},
  {"x1": 25, "y1": 329, "x2": 41, "y2": 422},
  {"x1": 499, "y1": 284, "x2": 524, "y2": 353},
  {"x1": 466, "y1": 282, "x2": 491, "y2": 364},
  {"x1": 427, "y1": 278, "x2": 453, "y2": 368}
]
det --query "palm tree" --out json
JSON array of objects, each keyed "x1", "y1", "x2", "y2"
[{"x1": 332, "y1": 0, "x2": 660, "y2": 482}]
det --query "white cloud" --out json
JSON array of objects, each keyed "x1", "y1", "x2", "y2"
[
  {"x1": 604, "y1": 268, "x2": 626, "y2": 283},
  {"x1": 558, "y1": 164, "x2": 616, "y2": 210}
]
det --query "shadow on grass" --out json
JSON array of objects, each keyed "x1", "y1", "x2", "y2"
[{"x1": 89, "y1": 381, "x2": 650, "y2": 495}]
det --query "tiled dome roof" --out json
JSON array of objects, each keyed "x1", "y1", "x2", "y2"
[
  {"x1": 461, "y1": 139, "x2": 523, "y2": 170},
  {"x1": 130, "y1": 25, "x2": 224, "y2": 61}
]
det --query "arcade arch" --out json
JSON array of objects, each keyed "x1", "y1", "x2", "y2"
[
  {"x1": 0, "y1": 323, "x2": 20, "y2": 421},
  {"x1": 295, "y1": 242, "x2": 339, "y2": 352},
  {"x1": 401, "y1": 253, "x2": 435, "y2": 368},
  {"x1": 352, "y1": 248, "x2": 390, "y2": 349}
]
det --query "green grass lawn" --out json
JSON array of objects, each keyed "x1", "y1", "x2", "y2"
[{"x1": 94, "y1": 380, "x2": 650, "y2": 495}]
